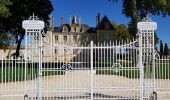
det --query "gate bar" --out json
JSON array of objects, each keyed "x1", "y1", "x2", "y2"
[
  {"x1": 139, "y1": 31, "x2": 144, "y2": 100},
  {"x1": 90, "y1": 41, "x2": 94, "y2": 100}
]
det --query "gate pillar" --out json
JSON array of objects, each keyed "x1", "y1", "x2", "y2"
[
  {"x1": 22, "y1": 14, "x2": 45, "y2": 100},
  {"x1": 137, "y1": 21, "x2": 157, "y2": 100}
]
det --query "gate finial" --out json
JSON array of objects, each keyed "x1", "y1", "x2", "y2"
[
  {"x1": 33, "y1": 13, "x2": 35, "y2": 20},
  {"x1": 28, "y1": 13, "x2": 39, "y2": 20},
  {"x1": 142, "y1": 15, "x2": 152, "y2": 22}
]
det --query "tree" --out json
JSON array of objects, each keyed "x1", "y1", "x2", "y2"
[
  {"x1": 109, "y1": 0, "x2": 170, "y2": 37},
  {"x1": 164, "y1": 43, "x2": 169, "y2": 56},
  {"x1": 116, "y1": 24, "x2": 131, "y2": 40},
  {"x1": 155, "y1": 46, "x2": 158, "y2": 51},
  {"x1": 0, "y1": 0, "x2": 12, "y2": 18},
  {"x1": 0, "y1": 0, "x2": 12, "y2": 48},
  {"x1": 0, "y1": 33, "x2": 14, "y2": 47},
  {"x1": 0, "y1": 0, "x2": 53, "y2": 58},
  {"x1": 160, "y1": 40, "x2": 164, "y2": 57},
  {"x1": 154, "y1": 32, "x2": 159, "y2": 46},
  {"x1": 111, "y1": 21, "x2": 117, "y2": 28},
  {"x1": 111, "y1": 21, "x2": 131, "y2": 40}
]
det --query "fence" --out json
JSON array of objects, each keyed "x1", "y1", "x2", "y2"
[
  {"x1": 0, "y1": 16, "x2": 170, "y2": 100},
  {"x1": 1, "y1": 43, "x2": 170, "y2": 100}
]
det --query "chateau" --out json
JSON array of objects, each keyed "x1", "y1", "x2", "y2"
[
  {"x1": 0, "y1": 14, "x2": 117, "y2": 60},
  {"x1": 46, "y1": 14, "x2": 117, "y2": 45}
]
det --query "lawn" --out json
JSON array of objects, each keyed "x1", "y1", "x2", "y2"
[
  {"x1": 95, "y1": 61, "x2": 170, "y2": 79},
  {"x1": 0, "y1": 62, "x2": 65, "y2": 83},
  {"x1": 155, "y1": 62, "x2": 170, "y2": 79},
  {"x1": 0, "y1": 61, "x2": 169, "y2": 83}
]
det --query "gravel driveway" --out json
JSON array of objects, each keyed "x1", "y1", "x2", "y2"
[{"x1": 0, "y1": 70, "x2": 170, "y2": 100}]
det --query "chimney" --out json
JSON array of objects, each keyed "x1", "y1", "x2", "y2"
[
  {"x1": 96, "y1": 13, "x2": 100, "y2": 28},
  {"x1": 96, "y1": 16, "x2": 99, "y2": 28},
  {"x1": 60, "y1": 17, "x2": 64, "y2": 26},
  {"x1": 51, "y1": 16, "x2": 54, "y2": 32},
  {"x1": 74, "y1": 16, "x2": 77, "y2": 24},
  {"x1": 70, "y1": 16, "x2": 72, "y2": 25},
  {"x1": 79, "y1": 16, "x2": 81, "y2": 25},
  {"x1": 98, "y1": 13, "x2": 100, "y2": 23}
]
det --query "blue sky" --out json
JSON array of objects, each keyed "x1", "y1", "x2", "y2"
[{"x1": 51, "y1": 0, "x2": 170, "y2": 46}]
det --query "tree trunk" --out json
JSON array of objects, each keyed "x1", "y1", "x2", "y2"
[
  {"x1": 131, "y1": 0, "x2": 137, "y2": 37},
  {"x1": 15, "y1": 33, "x2": 24, "y2": 58},
  {"x1": 131, "y1": 0, "x2": 137, "y2": 66}
]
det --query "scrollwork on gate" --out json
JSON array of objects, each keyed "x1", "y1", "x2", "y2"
[
  {"x1": 134, "y1": 41, "x2": 139, "y2": 47},
  {"x1": 154, "y1": 50, "x2": 160, "y2": 59},
  {"x1": 62, "y1": 63, "x2": 72, "y2": 70},
  {"x1": 112, "y1": 63, "x2": 122, "y2": 72}
]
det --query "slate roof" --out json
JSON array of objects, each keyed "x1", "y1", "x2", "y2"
[
  {"x1": 98, "y1": 15, "x2": 116, "y2": 30},
  {"x1": 62, "y1": 24, "x2": 71, "y2": 31}
]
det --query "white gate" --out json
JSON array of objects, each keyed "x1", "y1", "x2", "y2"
[
  {"x1": 22, "y1": 15, "x2": 157, "y2": 100},
  {"x1": 2, "y1": 15, "x2": 170, "y2": 100}
]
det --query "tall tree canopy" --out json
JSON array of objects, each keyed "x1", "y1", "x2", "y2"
[
  {"x1": 111, "y1": 21, "x2": 132, "y2": 41},
  {"x1": 160, "y1": 40, "x2": 164, "y2": 57},
  {"x1": 109, "y1": 0, "x2": 170, "y2": 36},
  {"x1": 0, "y1": 0, "x2": 53, "y2": 57},
  {"x1": 164, "y1": 43, "x2": 169, "y2": 56},
  {"x1": 0, "y1": 0, "x2": 12, "y2": 48},
  {"x1": 0, "y1": 0, "x2": 12, "y2": 18}
]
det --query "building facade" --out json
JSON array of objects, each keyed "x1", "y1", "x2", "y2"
[
  {"x1": 46, "y1": 14, "x2": 117, "y2": 45},
  {"x1": 29, "y1": 14, "x2": 118, "y2": 62}
]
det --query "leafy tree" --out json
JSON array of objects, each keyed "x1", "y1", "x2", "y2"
[
  {"x1": 0, "y1": 33, "x2": 14, "y2": 45},
  {"x1": 111, "y1": 21, "x2": 131, "y2": 40},
  {"x1": 155, "y1": 46, "x2": 158, "y2": 51},
  {"x1": 160, "y1": 40, "x2": 164, "y2": 57},
  {"x1": 0, "y1": 0, "x2": 53, "y2": 58},
  {"x1": 123, "y1": 0, "x2": 137, "y2": 37},
  {"x1": 109, "y1": 0, "x2": 170, "y2": 37},
  {"x1": 111, "y1": 21, "x2": 117, "y2": 28},
  {"x1": 0, "y1": 0, "x2": 12, "y2": 18},
  {"x1": 164, "y1": 43, "x2": 169, "y2": 56},
  {"x1": 0, "y1": 0, "x2": 12, "y2": 48},
  {"x1": 154, "y1": 32, "x2": 159, "y2": 46},
  {"x1": 116, "y1": 24, "x2": 131, "y2": 40}
]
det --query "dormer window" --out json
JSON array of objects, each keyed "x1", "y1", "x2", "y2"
[
  {"x1": 64, "y1": 27, "x2": 67, "y2": 32},
  {"x1": 62, "y1": 26, "x2": 68, "y2": 32}
]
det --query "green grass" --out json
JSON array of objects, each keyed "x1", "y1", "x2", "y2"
[
  {"x1": 155, "y1": 63, "x2": 170, "y2": 79},
  {"x1": 95, "y1": 61, "x2": 140, "y2": 79},
  {"x1": 0, "y1": 66, "x2": 26, "y2": 83},
  {"x1": 0, "y1": 61, "x2": 170, "y2": 83},
  {"x1": 96, "y1": 69, "x2": 140, "y2": 78},
  {"x1": 0, "y1": 62, "x2": 65, "y2": 83},
  {"x1": 96, "y1": 61, "x2": 170, "y2": 79}
]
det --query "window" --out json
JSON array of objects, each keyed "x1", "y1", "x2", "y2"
[
  {"x1": 55, "y1": 49, "x2": 57, "y2": 54},
  {"x1": 73, "y1": 35, "x2": 77, "y2": 41},
  {"x1": 64, "y1": 36, "x2": 67, "y2": 41},
  {"x1": 63, "y1": 27, "x2": 67, "y2": 32},
  {"x1": 55, "y1": 36, "x2": 58, "y2": 41}
]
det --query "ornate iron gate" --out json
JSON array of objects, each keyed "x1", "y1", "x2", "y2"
[
  {"x1": 23, "y1": 15, "x2": 157, "y2": 100},
  {"x1": 0, "y1": 15, "x2": 162, "y2": 100}
]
